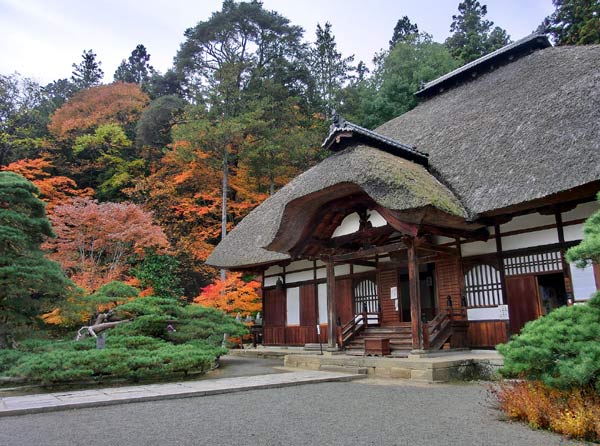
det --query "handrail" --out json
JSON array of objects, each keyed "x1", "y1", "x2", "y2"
[{"x1": 339, "y1": 311, "x2": 381, "y2": 349}]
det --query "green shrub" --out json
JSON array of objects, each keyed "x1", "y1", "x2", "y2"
[
  {"x1": 0, "y1": 349, "x2": 26, "y2": 374},
  {"x1": 497, "y1": 293, "x2": 600, "y2": 392}
]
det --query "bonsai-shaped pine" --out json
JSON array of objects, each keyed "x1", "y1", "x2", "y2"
[
  {"x1": 497, "y1": 193, "x2": 600, "y2": 392},
  {"x1": 0, "y1": 172, "x2": 72, "y2": 348}
]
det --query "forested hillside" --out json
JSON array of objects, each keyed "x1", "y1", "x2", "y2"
[{"x1": 0, "y1": 0, "x2": 595, "y2": 344}]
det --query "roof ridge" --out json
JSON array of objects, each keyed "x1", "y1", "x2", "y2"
[
  {"x1": 416, "y1": 33, "x2": 551, "y2": 97},
  {"x1": 322, "y1": 114, "x2": 429, "y2": 164}
]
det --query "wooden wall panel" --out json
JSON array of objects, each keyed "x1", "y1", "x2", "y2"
[
  {"x1": 467, "y1": 320, "x2": 509, "y2": 348},
  {"x1": 335, "y1": 278, "x2": 353, "y2": 325},
  {"x1": 436, "y1": 255, "x2": 463, "y2": 310},
  {"x1": 263, "y1": 327, "x2": 285, "y2": 345},
  {"x1": 264, "y1": 288, "x2": 285, "y2": 326},
  {"x1": 378, "y1": 269, "x2": 399, "y2": 326},
  {"x1": 506, "y1": 275, "x2": 541, "y2": 334},
  {"x1": 299, "y1": 284, "x2": 317, "y2": 326}
]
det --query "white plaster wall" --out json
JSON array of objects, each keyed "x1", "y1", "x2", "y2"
[
  {"x1": 264, "y1": 265, "x2": 283, "y2": 276},
  {"x1": 461, "y1": 239, "x2": 497, "y2": 257},
  {"x1": 316, "y1": 268, "x2": 326, "y2": 279},
  {"x1": 285, "y1": 270, "x2": 314, "y2": 284},
  {"x1": 467, "y1": 305, "x2": 509, "y2": 321},
  {"x1": 317, "y1": 283, "x2": 328, "y2": 324},
  {"x1": 264, "y1": 276, "x2": 281, "y2": 287},
  {"x1": 334, "y1": 264, "x2": 350, "y2": 276},
  {"x1": 500, "y1": 213, "x2": 556, "y2": 233},
  {"x1": 286, "y1": 259, "x2": 314, "y2": 272},
  {"x1": 501, "y1": 229, "x2": 559, "y2": 251},
  {"x1": 562, "y1": 201, "x2": 599, "y2": 221},
  {"x1": 570, "y1": 263, "x2": 598, "y2": 301},
  {"x1": 353, "y1": 264, "x2": 376, "y2": 273},
  {"x1": 368, "y1": 210, "x2": 387, "y2": 227},
  {"x1": 563, "y1": 223, "x2": 584, "y2": 242},
  {"x1": 433, "y1": 236, "x2": 455, "y2": 245},
  {"x1": 286, "y1": 287, "x2": 300, "y2": 325},
  {"x1": 332, "y1": 212, "x2": 360, "y2": 237}
]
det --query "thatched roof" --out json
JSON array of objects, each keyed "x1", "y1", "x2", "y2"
[
  {"x1": 206, "y1": 145, "x2": 465, "y2": 268},
  {"x1": 377, "y1": 44, "x2": 600, "y2": 217},
  {"x1": 207, "y1": 43, "x2": 600, "y2": 269}
]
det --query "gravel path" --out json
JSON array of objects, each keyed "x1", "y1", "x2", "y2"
[{"x1": 0, "y1": 380, "x2": 588, "y2": 446}]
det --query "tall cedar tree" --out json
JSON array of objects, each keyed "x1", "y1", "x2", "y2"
[
  {"x1": 445, "y1": 0, "x2": 511, "y2": 63},
  {"x1": 389, "y1": 16, "x2": 420, "y2": 48},
  {"x1": 0, "y1": 172, "x2": 72, "y2": 348},
  {"x1": 310, "y1": 22, "x2": 355, "y2": 115},
  {"x1": 114, "y1": 44, "x2": 155, "y2": 86},
  {"x1": 542, "y1": 0, "x2": 600, "y2": 45},
  {"x1": 71, "y1": 50, "x2": 104, "y2": 90}
]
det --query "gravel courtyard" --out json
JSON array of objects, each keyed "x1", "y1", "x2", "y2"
[{"x1": 0, "y1": 379, "x2": 589, "y2": 446}]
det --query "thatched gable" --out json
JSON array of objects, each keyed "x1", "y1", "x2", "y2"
[{"x1": 206, "y1": 146, "x2": 465, "y2": 268}]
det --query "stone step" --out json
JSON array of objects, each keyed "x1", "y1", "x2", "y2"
[{"x1": 319, "y1": 365, "x2": 369, "y2": 375}]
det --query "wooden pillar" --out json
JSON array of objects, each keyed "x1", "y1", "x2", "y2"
[
  {"x1": 326, "y1": 261, "x2": 337, "y2": 350},
  {"x1": 555, "y1": 211, "x2": 574, "y2": 302},
  {"x1": 407, "y1": 239, "x2": 424, "y2": 351}
]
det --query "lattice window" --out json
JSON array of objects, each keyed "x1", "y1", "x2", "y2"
[
  {"x1": 464, "y1": 264, "x2": 503, "y2": 307},
  {"x1": 504, "y1": 251, "x2": 563, "y2": 276},
  {"x1": 353, "y1": 277, "x2": 379, "y2": 313}
]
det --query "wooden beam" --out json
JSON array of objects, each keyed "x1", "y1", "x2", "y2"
[
  {"x1": 376, "y1": 208, "x2": 420, "y2": 236},
  {"x1": 346, "y1": 259, "x2": 378, "y2": 268},
  {"x1": 325, "y1": 261, "x2": 337, "y2": 350},
  {"x1": 331, "y1": 241, "x2": 407, "y2": 263},
  {"x1": 328, "y1": 225, "x2": 394, "y2": 248},
  {"x1": 416, "y1": 240, "x2": 459, "y2": 257},
  {"x1": 407, "y1": 238, "x2": 424, "y2": 351},
  {"x1": 420, "y1": 224, "x2": 489, "y2": 241}
]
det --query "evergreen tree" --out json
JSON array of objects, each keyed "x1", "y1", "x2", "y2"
[
  {"x1": 389, "y1": 16, "x2": 420, "y2": 48},
  {"x1": 310, "y1": 22, "x2": 355, "y2": 115},
  {"x1": 114, "y1": 44, "x2": 155, "y2": 86},
  {"x1": 351, "y1": 37, "x2": 459, "y2": 129},
  {"x1": 445, "y1": 0, "x2": 511, "y2": 63},
  {"x1": 174, "y1": 0, "x2": 312, "y2": 280},
  {"x1": 542, "y1": 0, "x2": 600, "y2": 45},
  {"x1": 71, "y1": 49, "x2": 104, "y2": 89},
  {"x1": 0, "y1": 172, "x2": 71, "y2": 348}
]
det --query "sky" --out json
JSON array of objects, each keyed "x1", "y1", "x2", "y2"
[{"x1": 0, "y1": 0, "x2": 556, "y2": 85}]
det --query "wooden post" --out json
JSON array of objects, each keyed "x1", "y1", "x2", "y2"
[
  {"x1": 407, "y1": 239, "x2": 424, "y2": 351},
  {"x1": 555, "y1": 211, "x2": 574, "y2": 302},
  {"x1": 326, "y1": 260, "x2": 337, "y2": 350}
]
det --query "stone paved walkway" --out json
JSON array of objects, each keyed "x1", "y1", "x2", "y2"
[{"x1": 0, "y1": 370, "x2": 364, "y2": 417}]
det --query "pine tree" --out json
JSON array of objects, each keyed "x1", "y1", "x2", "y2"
[
  {"x1": 389, "y1": 16, "x2": 420, "y2": 48},
  {"x1": 542, "y1": 0, "x2": 600, "y2": 45},
  {"x1": 445, "y1": 0, "x2": 511, "y2": 63},
  {"x1": 0, "y1": 172, "x2": 71, "y2": 348},
  {"x1": 114, "y1": 44, "x2": 155, "y2": 86},
  {"x1": 310, "y1": 22, "x2": 355, "y2": 115},
  {"x1": 71, "y1": 49, "x2": 104, "y2": 89}
]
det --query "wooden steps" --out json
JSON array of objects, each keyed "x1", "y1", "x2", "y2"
[{"x1": 344, "y1": 325, "x2": 412, "y2": 356}]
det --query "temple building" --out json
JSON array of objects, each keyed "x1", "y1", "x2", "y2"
[{"x1": 207, "y1": 35, "x2": 600, "y2": 355}]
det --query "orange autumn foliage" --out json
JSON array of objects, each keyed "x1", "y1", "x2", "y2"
[
  {"x1": 48, "y1": 82, "x2": 149, "y2": 139},
  {"x1": 194, "y1": 272, "x2": 261, "y2": 317},
  {"x1": 127, "y1": 142, "x2": 268, "y2": 285},
  {"x1": 493, "y1": 381, "x2": 600, "y2": 442},
  {"x1": 2, "y1": 157, "x2": 93, "y2": 212},
  {"x1": 45, "y1": 197, "x2": 169, "y2": 291}
]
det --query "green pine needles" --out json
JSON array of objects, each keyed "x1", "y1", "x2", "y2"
[{"x1": 0, "y1": 172, "x2": 71, "y2": 347}]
